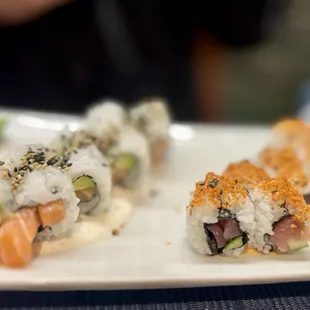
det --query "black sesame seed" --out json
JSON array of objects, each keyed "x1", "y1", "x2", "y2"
[
  {"x1": 102, "y1": 163, "x2": 107, "y2": 167},
  {"x1": 20, "y1": 172, "x2": 24, "y2": 177},
  {"x1": 8, "y1": 172, "x2": 11, "y2": 178},
  {"x1": 47, "y1": 157, "x2": 57, "y2": 165},
  {"x1": 66, "y1": 163, "x2": 72, "y2": 167},
  {"x1": 14, "y1": 167, "x2": 17, "y2": 173},
  {"x1": 51, "y1": 187, "x2": 58, "y2": 194},
  {"x1": 0, "y1": 161, "x2": 5, "y2": 166}
]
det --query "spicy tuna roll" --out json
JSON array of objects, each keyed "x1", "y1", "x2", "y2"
[
  {"x1": 250, "y1": 178, "x2": 310, "y2": 254},
  {"x1": 269, "y1": 118, "x2": 310, "y2": 161},
  {"x1": 257, "y1": 147, "x2": 310, "y2": 200},
  {"x1": 63, "y1": 145, "x2": 112, "y2": 215},
  {"x1": 223, "y1": 160, "x2": 269, "y2": 190},
  {"x1": 129, "y1": 98, "x2": 171, "y2": 165},
  {"x1": 187, "y1": 173, "x2": 255, "y2": 257}
]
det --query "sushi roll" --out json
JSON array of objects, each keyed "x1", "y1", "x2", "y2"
[
  {"x1": 0, "y1": 145, "x2": 80, "y2": 268},
  {"x1": 129, "y1": 98, "x2": 171, "y2": 165},
  {"x1": 50, "y1": 128, "x2": 114, "y2": 157},
  {"x1": 64, "y1": 145, "x2": 112, "y2": 215},
  {"x1": 222, "y1": 160, "x2": 269, "y2": 190},
  {"x1": 187, "y1": 173, "x2": 255, "y2": 257},
  {"x1": 257, "y1": 147, "x2": 310, "y2": 197},
  {"x1": 269, "y1": 118, "x2": 310, "y2": 161},
  {"x1": 109, "y1": 126, "x2": 150, "y2": 197},
  {"x1": 250, "y1": 178, "x2": 310, "y2": 254},
  {"x1": 84, "y1": 100, "x2": 128, "y2": 151}
]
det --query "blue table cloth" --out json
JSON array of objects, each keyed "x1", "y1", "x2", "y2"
[{"x1": 1, "y1": 282, "x2": 310, "y2": 309}]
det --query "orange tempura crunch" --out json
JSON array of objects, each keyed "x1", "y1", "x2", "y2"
[
  {"x1": 258, "y1": 147, "x2": 309, "y2": 190},
  {"x1": 256, "y1": 178, "x2": 310, "y2": 223},
  {"x1": 272, "y1": 119, "x2": 310, "y2": 154},
  {"x1": 272, "y1": 118, "x2": 307, "y2": 133},
  {"x1": 189, "y1": 172, "x2": 248, "y2": 213},
  {"x1": 223, "y1": 160, "x2": 269, "y2": 189}
]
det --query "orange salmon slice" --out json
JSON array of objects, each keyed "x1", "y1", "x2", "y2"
[
  {"x1": 0, "y1": 208, "x2": 40, "y2": 268},
  {"x1": 38, "y1": 199, "x2": 65, "y2": 228}
]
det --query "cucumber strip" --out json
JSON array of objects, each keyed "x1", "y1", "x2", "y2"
[
  {"x1": 288, "y1": 240, "x2": 308, "y2": 251},
  {"x1": 224, "y1": 235, "x2": 244, "y2": 250}
]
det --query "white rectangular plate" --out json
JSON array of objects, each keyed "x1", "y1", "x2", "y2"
[{"x1": 1, "y1": 109, "x2": 310, "y2": 291}]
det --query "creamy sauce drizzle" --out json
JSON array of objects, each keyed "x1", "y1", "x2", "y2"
[{"x1": 39, "y1": 197, "x2": 133, "y2": 255}]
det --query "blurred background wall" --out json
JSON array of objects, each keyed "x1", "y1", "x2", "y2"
[{"x1": 225, "y1": 0, "x2": 310, "y2": 123}]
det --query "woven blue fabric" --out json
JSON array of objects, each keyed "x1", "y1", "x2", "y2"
[{"x1": 1, "y1": 282, "x2": 310, "y2": 309}]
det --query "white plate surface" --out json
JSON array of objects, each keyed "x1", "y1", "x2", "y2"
[{"x1": 1, "y1": 109, "x2": 309, "y2": 291}]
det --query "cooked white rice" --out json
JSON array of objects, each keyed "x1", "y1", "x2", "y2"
[{"x1": 85, "y1": 100, "x2": 127, "y2": 138}]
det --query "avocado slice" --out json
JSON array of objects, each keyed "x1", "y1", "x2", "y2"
[
  {"x1": 288, "y1": 240, "x2": 308, "y2": 251},
  {"x1": 73, "y1": 176, "x2": 96, "y2": 192},
  {"x1": 224, "y1": 235, "x2": 244, "y2": 250},
  {"x1": 0, "y1": 118, "x2": 7, "y2": 140},
  {"x1": 114, "y1": 154, "x2": 137, "y2": 173}
]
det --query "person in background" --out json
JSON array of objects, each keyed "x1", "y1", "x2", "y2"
[{"x1": 0, "y1": 0, "x2": 287, "y2": 122}]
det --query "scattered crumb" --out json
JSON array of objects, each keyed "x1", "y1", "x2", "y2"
[
  {"x1": 166, "y1": 242, "x2": 172, "y2": 246},
  {"x1": 149, "y1": 189, "x2": 159, "y2": 197},
  {"x1": 120, "y1": 224, "x2": 125, "y2": 229},
  {"x1": 112, "y1": 229, "x2": 119, "y2": 236}
]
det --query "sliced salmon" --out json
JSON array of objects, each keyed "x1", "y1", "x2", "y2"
[
  {"x1": 38, "y1": 199, "x2": 65, "y2": 228},
  {"x1": 0, "y1": 208, "x2": 40, "y2": 268}
]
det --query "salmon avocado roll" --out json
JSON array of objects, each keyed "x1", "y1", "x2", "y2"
[
  {"x1": 187, "y1": 173, "x2": 255, "y2": 257},
  {"x1": 129, "y1": 98, "x2": 171, "y2": 165},
  {"x1": 0, "y1": 145, "x2": 79, "y2": 268}
]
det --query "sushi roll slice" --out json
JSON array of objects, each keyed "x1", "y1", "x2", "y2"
[
  {"x1": 269, "y1": 118, "x2": 310, "y2": 161},
  {"x1": 0, "y1": 145, "x2": 80, "y2": 268},
  {"x1": 109, "y1": 126, "x2": 150, "y2": 197},
  {"x1": 223, "y1": 160, "x2": 269, "y2": 190},
  {"x1": 250, "y1": 178, "x2": 310, "y2": 254},
  {"x1": 129, "y1": 98, "x2": 171, "y2": 165},
  {"x1": 64, "y1": 145, "x2": 112, "y2": 215},
  {"x1": 84, "y1": 100, "x2": 128, "y2": 150},
  {"x1": 257, "y1": 147, "x2": 310, "y2": 198},
  {"x1": 187, "y1": 173, "x2": 255, "y2": 257}
]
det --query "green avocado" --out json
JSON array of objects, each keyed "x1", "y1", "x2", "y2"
[
  {"x1": 73, "y1": 176, "x2": 96, "y2": 192},
  {"x1": 114, "y1": 154, "x2": 137, "y2": 172}
]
